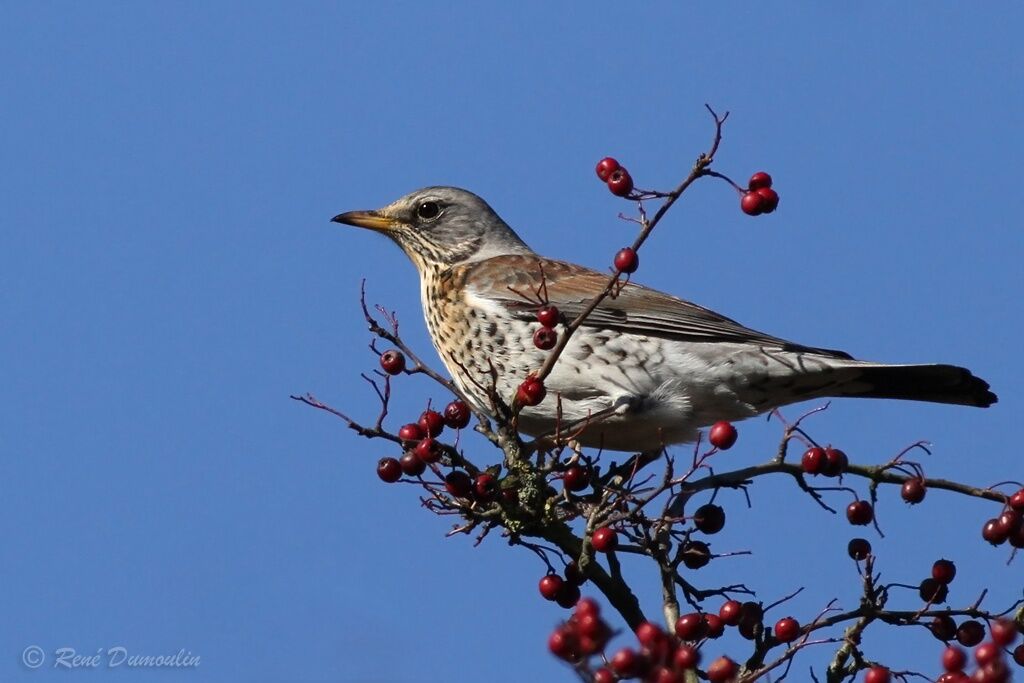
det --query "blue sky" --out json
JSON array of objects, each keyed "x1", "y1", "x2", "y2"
[{"x1": 2, "y1": 3, "x2": 1021, "y2": 681}]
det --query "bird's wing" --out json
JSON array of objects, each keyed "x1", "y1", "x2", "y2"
[{"x1": 458, "y1": 255, "x2": 853, "y2": 359}]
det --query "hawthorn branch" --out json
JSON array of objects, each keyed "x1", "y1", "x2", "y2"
[{"x1": 532, "y1": 106, "x2": 730, "y2": 387}]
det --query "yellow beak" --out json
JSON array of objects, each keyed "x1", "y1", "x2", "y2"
[{"x1": 331, "y1": 210, "x2": 402, "y2": 232}]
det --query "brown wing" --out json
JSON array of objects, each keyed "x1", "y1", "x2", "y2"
[{"x1": 459, "y1": 255, "x2": 853, "y2": 359}]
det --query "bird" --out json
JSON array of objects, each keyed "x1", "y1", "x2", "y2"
[{"x1": 332, "y1": 186, "x2": 996, "y2": 452}]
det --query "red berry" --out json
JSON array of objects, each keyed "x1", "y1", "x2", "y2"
[
  {"x1": 595, "y1": 157, "x2": 620, "y2": 182},
  {"x1": 635, "y1": 621, "x2": 664, "y2": 649},
  {"x1": 533, "y1": 326, "x2": 557, "y2": 350},
  {"x1": 932, "y1": 559, "x2": 957, "y2": 584},
  {"x1": 593, "y1": 668, "x2": 615, "y2": 683},
  {"x1": 846, "y1": 500, "x2": 874, "y2": 526},
  {"x1": 442, "y1": 400, "x2": 471, "y2": 429},
  {"x1": 864, "y1": 666, "x2": 891, "y2": 683},
  {"x1": 975, "y1": 642, "x2": 1000, "y2": 667},
  {"x1": 996, "y1": 509, "x2": 1022, "y2": 536},
  {"x1": 708, "y1": 420, "x2": 738, "y2": 449},
  {"x1": 990, "y1": 618, "x2": 1018, "y2": 647},
  {"x1": 673, "y1": 644, "x2": 700, "y2": 670},
  {"x1": 681, "y1": 540, "x2": 711, "y2": 569},
  {"x1": 920, "y1": 577, "x2": 949, "y2": 603},
  {"x1": 592, "y1": 526, "x2": 618, "y2": 553},
  {"x1": 610, "y1": 647, "x2": 642, "y2": 677},
  {"x1": 802, "y1": 447, "x2": 826, "y2": 474},
  {"x1": 418, "y1": 409, "x2": 445, "y2": 437},
  {"x1": 414, "y1": 437, "x2": 441, "y2": 464},
  {"x1": 444, "y1": 470, "x2": 472, "y2": 497},
  {"x1": 651, "y1": 666, "x2": 683, "y2": 683},
  {"x1": 982, "y1": 518, "x2": 1009, "y2": 545},
  {"x1": 931, "y1": 615, "x2": 958, "y2": 641},
  {"x1": 516, "y1": 377, "x2": 547, "y2": 406},
  {"x1": 607, "y1": 168, "x2": 634, "y2": 197},
  {"x1": 563, "y1": 464, "x2": 590, "y2": 492},
  {"x1": 1011, "y1": 522, "x2": 1024, "y2": 549},
  {"x1": 938, "y1": 673, "x2": 970, "y2": 683},
  {"x1": 707, "y1": 656, "x2": 739, "y2": 682},
  {"x1": 674, "y1": 612, "x2": 706, "y2": 641},
  {"x1": 741, "y1": 191, "x2": 765, "y2": 216},
  {"x1": 823, "y1": 447, "x2": 849, "y2": 477},
  {"x1": 719, "y1": 599, "x2": 743, "y2": 625},
  {"x1": 379, "y1": 349, "x2": 406, "y2": 375},
  {"x1": 548, "y1": 626, "x2": 577, "y2": 660},
  {"x1": 581, "y1": 618, "x2": 610, "y2": 655},
  {"x1": 399, "y1": 451, "x2": 425, "y2": 476},
  {"x1": 579, "y1": 621, "x2": 610, "y2": 654},
  {"x1": 703, "y1": 613, "x2": 725, "y2": 638},
  {"x1": 397, "y1": 422, "x2": 424, "y2": 443},
  {"x1": 376, "y1": 457, "x2": 402, "y2": 483},
  {"x1": 848, "y1": 537, "x2": 872, "y2": 560},
  {"x1": 741, "y1": 601, "x2": 764, "y2": 621},
  {"x1": 748, "y1": 171, "x2": 773, "y2": 190},
  {"x1": 575, "y1": 597, "x2": 600, "y2": 617},
  {"x1": 1009, "y1": 488, "x2": 1024, "y2": 512},
  {"x1": 956, "y1": 620, "x2": 986, "y2": 647},
  {"x1": 539, "y1": 574, "x2": 564, "y2": 601},
  {"x1": 902, "y1": 478, "x2": 927, "y2": 504},
  {"x1": 614, "y1": 247, "x2": 639, "y2": 274},
  {"x1": 774, "y1": 616, "x2": 800, "y2": 643},
  {"x1": 555, "y1": 582, "x2": 581, "y2": 609},
  {"x1": 972, "y1": 660, "x2": 1011, "y2": 683},
  {"x1": 1013, "y1": 643, "x2": 1024, "y2": 666},
  {"x1": 575, "y1": 613, "x2": 605, "y2": 638},
  {"x1": 943, "y1": 645, "x2": 968, "y2": 672},
  {"x1": 474, "y1": 473, "x2": 498, "y2": 501},
  {"x1": 755, "y1": 187, "x2": 779, "y2": 213},
  {"x1": 694, "y1": 503, "x2": 726, "y2": 534},
  {"x1": 537, "y1": 304, "x2": 560, "y2": 328}
]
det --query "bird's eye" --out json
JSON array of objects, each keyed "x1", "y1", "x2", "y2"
[{"x1": 416, "y1": 201, "x2": 441, "y2": 220}]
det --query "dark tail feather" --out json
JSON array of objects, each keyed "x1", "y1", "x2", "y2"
[{"x1": 843, "y1": 364, "x2": 997, "y2": 408}]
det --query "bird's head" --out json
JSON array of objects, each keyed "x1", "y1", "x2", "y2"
[{"x1": 332, "y1": 186, "x2": 534, "y2": 272}]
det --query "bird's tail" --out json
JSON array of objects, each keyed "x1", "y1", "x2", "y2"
[{"x1": 830, "y1": 362, "x2": 996, "y2": 408}]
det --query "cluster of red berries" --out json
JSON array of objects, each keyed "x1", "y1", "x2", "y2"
[
  {"x1": 545, "y1": 599, "x2": 814, "y2": 682},
  {"x1": 931, "y1": 617, "x2": 1022, "y2": 682},
  {"x1": 981, "y1": 487, "x2": 1024, "y2": 548},
  {"x1": 676, "y1": 600, "x2": 772, "y2": 645},
  {"x1": 547, "y1": 599, "x2": 614, "y2": 673},
  {"x1": 549, "y1": 597, "x2": 710, "y2": 683},
  {"x1": 375, "y1": 400, "x2": 474, "y2": 484},
  {"x1": 800, "y1": 445, "x2": 849, "y2": 477},
  {"x1": 596, "y1": 157, "x2": 635, "y2": 197},
  {"x1": 533, "y1": 304, "x2": 560, "y2": 350},
  {"x1": 740, "y1": 172, "x2": 780, "y2": 216},
  {"x1": 538, "y1": 562, "x2": 588, "y2": 608}
]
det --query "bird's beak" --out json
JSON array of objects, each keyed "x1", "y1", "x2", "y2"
[{"x1": 331, "y1": 209, "x2": 402, "y2": 232}]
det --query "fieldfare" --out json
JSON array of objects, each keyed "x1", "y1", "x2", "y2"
[{"x1": 332, "y1": 187, "x2": 996, "y2": 452}]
